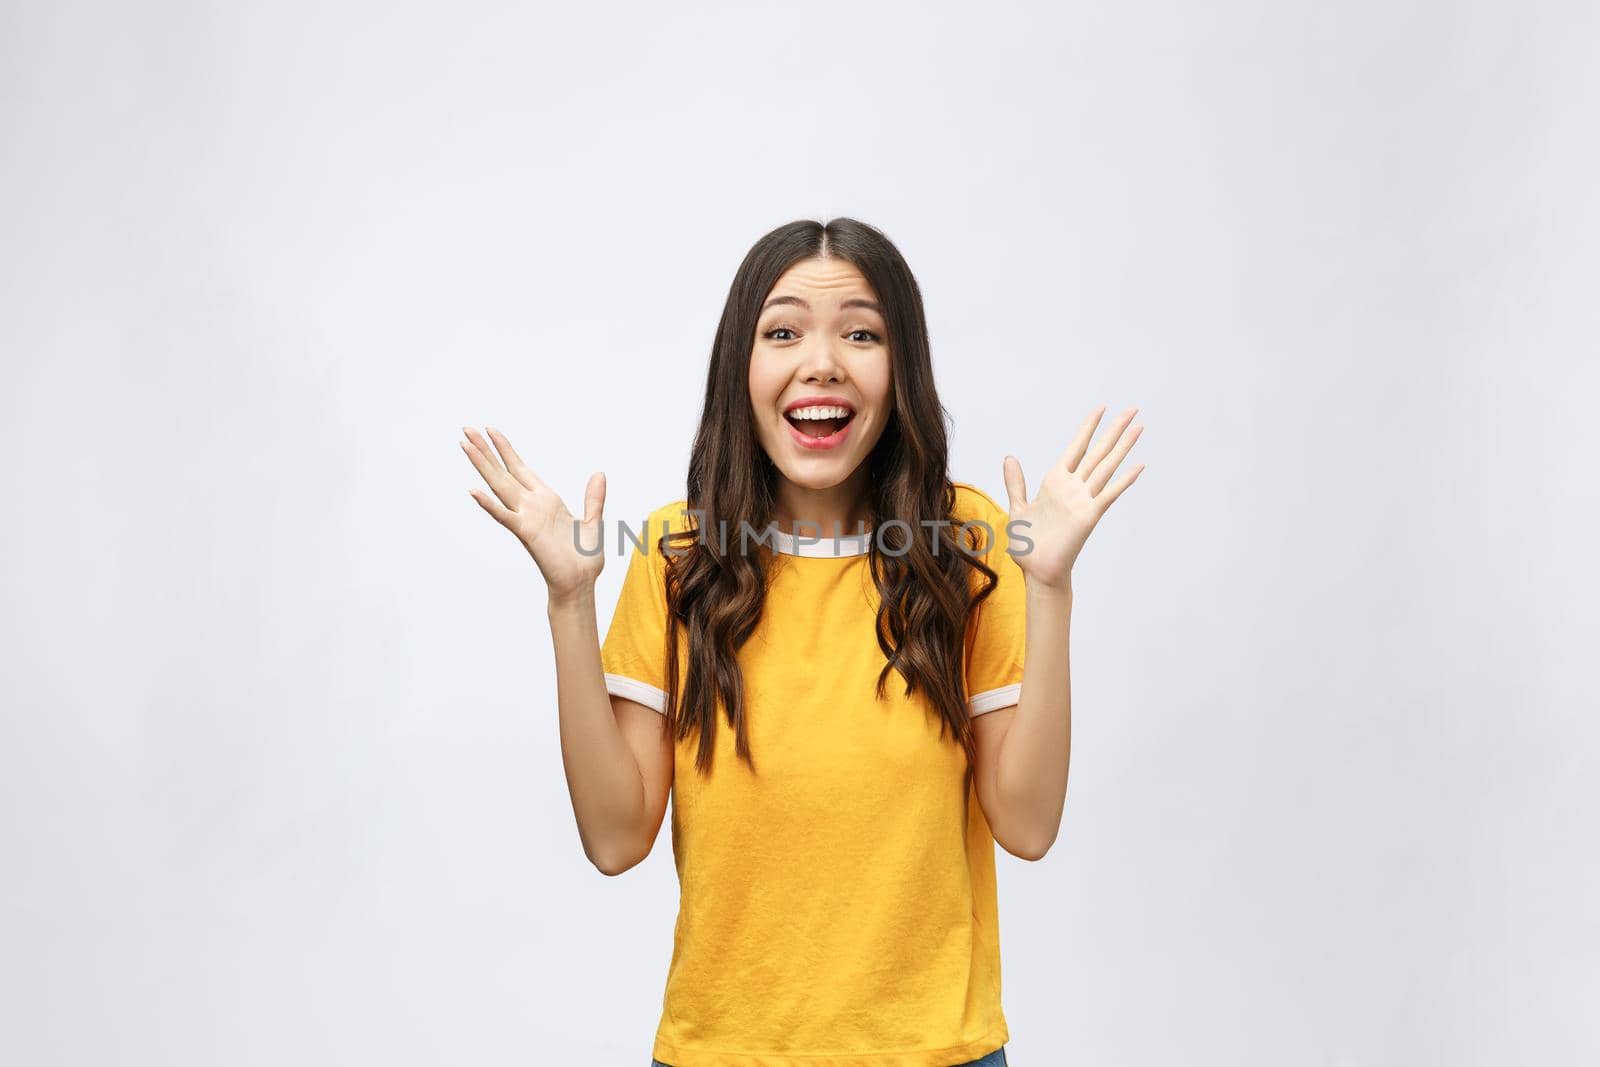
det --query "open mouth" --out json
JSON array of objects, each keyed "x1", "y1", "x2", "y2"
[
  {"x1": 781, "y1": 399, "x2": 858, "y2": 450},
  {"x1": 783, "y1": 408, "x2": 856, "y2": 439}
]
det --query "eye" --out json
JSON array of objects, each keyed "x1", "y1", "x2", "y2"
[
  {"x1": 847, "y1": 329, "x2": 882, "y2": 343},
  {"x1": 763, "y1": 327, "x2": 798, "y2": 342}
]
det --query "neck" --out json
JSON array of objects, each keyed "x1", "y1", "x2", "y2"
[{"x1": 772, "y1": 468, "x2": 874, "y2": 539}]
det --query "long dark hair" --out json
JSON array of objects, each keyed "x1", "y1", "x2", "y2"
[{"x1": 661, "y1": 217, "x2": 999, "y2": 776}]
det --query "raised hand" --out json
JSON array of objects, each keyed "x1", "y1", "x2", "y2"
[
  {"x1": 1001, "y1": 405, "x2": 1145, "y2": 590},
  {"x1": 460, "y1": 426, "x2": 606, "y2": 600}
]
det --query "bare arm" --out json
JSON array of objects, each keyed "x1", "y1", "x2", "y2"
[
  {"x1": 547, "y1": 587, "x2": 673, "y2": 875},
  {"x1": 972, "y1": 404, "x2": 1144, "y2": 860},
  {"x1": 972, "y1": 578, "x2": 1074, "y2": 861},
  {"x1": 461, "y1": 425, "x2": 672, "y2": 877}
]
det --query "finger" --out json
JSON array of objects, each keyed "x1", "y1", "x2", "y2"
[
  {"x1": 571, "y1": 472, "x2": 606, "y2": 556},
  {"x1": 463, "y1": 427, "x2": 508, "y2": 475},
  {"x1": 485, "y1": 426, "x2": 549, "y2": 493},
  {"x1": 468, "y1": 487, "x2": 517, "y2": 530},
  {"x1": 581, "y1": 471, "x2": 606, "y2": 524},
  {"x1": 1086, "y1": 423, "x2": 1143, "y2": 496},
  {"x1": 1060, "y1": 404, "x2": 1107, "y2": 475},
  {"x1": 1002, "y1": 456, "x2": 1028, "y2": 515},
  {"x1": 459, "y1": 433, "x2": 523, "y2": 509},
  {"x1": 1074, "y1": 406, "x2": 1138, "y2": 481},
  {"x1": 1096, "y1": 462, "x2": 1145, "y2": 513},
  {"x1": 460, "y1": 434, "x2": 517, "y2": 503}
]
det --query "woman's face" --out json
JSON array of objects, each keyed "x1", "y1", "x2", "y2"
[{"x1": 748, "y1": 256, "x2": 893, "y2": 499}]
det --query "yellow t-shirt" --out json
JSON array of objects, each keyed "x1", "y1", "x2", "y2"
[{"x1": 600, "y1": 481, "x2": 1028, "y2": 1067}]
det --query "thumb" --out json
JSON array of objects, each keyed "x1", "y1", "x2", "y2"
[
  {"x1": 582, "y1": 471, "x2": 606, "y2": 525},
  {"x1": 1002, "y1": 456, "x2": 1027, "y2": 515}
]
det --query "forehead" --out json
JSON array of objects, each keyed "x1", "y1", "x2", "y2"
[{"x1": 763, "y1": 257, "x2": 878, "y2": 307}]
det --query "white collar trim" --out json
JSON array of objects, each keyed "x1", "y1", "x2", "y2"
[{"x1": 769, "y1": 526, "x2": 872, "y2": 557}]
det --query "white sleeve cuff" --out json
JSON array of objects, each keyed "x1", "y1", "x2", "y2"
[
  {"x1": 604, "y1": 673, "x2": 668, "y2": 714},
  {"x1": 968, "y1": 683, "x2": 1022, "y2": 716}
]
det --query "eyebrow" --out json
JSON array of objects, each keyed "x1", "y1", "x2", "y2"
[{"x1": 759, "y1": 296, "x2": 883, "y2": 314}]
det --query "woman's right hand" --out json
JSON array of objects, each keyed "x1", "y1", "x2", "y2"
[{"x1": 460, "y1": 426, "x2": 606, "y2": 601}]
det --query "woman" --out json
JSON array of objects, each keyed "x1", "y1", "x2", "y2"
[{"x1": 460, "y1": 218, "x2": 1144, "y2": 1066}]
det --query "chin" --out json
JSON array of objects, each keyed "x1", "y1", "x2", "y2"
[{"x1": 776, "y1": 462, "x2": 856, "y2": 490}]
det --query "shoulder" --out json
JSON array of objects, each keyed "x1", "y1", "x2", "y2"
[
  {"x1": 950, "y1": 480, "x2": 1012, "y2": 554},
  {"x1": 951, "y1": 480, "x2": 1009, "y2": 523},
  {"x1": 643, "y1": 498, "x2": 693, "y2": 535},
  {"x1": 634, "y1": 498, "x2": 697, "y2": 563}
]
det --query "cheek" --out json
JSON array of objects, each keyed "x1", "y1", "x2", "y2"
[
  {"x1": 861, "y1": 353, "x2": 893, "y2": 409},
  {"x1": 747, "y1": 362, "x2": 783, "y2": 418}
]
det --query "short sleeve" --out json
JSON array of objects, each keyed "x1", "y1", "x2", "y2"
[
  {"x1": 599, "y1": 509, "x2": 675, "y2": 715},
  {"x1": 961, "y1": 487, "x2": 1027, "y2": 717}
]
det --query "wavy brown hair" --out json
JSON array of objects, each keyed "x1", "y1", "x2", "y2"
[{"x1": 660, "y1": 218, "x2": 1000, "y2": 777}]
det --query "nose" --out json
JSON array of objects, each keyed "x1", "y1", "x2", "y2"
[{"x1": 797, "y1": 335, "x2": 846, "y2": 385}]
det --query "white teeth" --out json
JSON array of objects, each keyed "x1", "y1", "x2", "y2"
[{"x1": 787, "y1": 405, "x2": 853, "y2": 420}]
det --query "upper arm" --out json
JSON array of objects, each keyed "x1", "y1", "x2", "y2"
[
  {"x1": 611, "y1": 693, "x2": 674, "y2": 866},
  {"x1": 959, "y1": 484, "x2": 1033, "y2": 858},
  {"x1": 597, "y1": 503, "x2": 683, "y2": 871},
  {"x1": 972, "y1": 703, "x2": 1035, "y2": 859}
]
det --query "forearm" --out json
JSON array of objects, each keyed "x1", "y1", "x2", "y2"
[
  {"x1": 546, "y1": 587, "x2": 649, "y2": 870},
  {"x1": 995, "y1": 576, "x2": 1073, "y2": 857}
]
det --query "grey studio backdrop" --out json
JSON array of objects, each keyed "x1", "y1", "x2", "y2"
[{"x1": 3, "y1": 1, "x2": 1595, "y2": 1065}]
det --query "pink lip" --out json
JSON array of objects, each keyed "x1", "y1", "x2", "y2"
[{"x1": 785, "y1": 414, "x2": 854, "y2": 451}]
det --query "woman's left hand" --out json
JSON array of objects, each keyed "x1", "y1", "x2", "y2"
[{"x1": 1001, "y1": 404, "x2": 1146, "y2": 590}]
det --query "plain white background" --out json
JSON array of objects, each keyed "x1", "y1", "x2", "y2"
[{"x1": 4, "y1": 1, "x2": 1596, "y2": 1064}]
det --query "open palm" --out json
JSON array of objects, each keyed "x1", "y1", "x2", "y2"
[
  {"x1": 460, "y1": 426, "x2": 606, "y2": 599},
  {"x1": 1002, "y1": 405, "x2": 1145, "y2": 590}
]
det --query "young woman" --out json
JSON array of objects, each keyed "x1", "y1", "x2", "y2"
[{"x1": 460, "y1": 218, "x2": 1144, "y2": 1067}]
